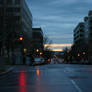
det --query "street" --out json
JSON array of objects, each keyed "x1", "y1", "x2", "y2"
[{"x1": 0, "y1": 64, "x2": 92, "y2": 92}]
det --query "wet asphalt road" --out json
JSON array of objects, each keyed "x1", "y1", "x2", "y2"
[{"x1": 0, "y1": 64, "x2": 92, "y2": 92}]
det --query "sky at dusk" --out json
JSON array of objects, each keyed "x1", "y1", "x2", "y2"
[{"x1": 27, "y1": 0, "x2": 92, "y2": 44}]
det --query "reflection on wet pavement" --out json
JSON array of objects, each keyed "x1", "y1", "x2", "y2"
[{"x1": 1, "y1": 64, "x2": 92, "y2": 92}]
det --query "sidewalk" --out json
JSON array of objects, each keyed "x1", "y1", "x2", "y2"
[
  {"x1": 0, "y1": 66, "x2": 14, "y2": 75},
  {"x1": 0, "y1": 56, "x2": 14, "y2": 75}
]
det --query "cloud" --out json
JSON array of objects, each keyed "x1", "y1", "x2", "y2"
[
  {"x1": 26, "y1": 0, "x2": 92, "y2": 44},
  {"x1": 49, "y1": 34, "x2": 73, "y2": 39},
  {"x1": 49, "y1": 0, "x2": 78, "y2": 5}
]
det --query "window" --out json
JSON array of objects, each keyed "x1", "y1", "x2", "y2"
[
  {"x1": 14, "y1": 8, "x2": 20, "y2": 12},
  {"x1": 80, "y1": 34, "x2": 83, "y2": 37},
  {"x1": 0, "y1": 0, "x2": 3, "y2": 5},
  {"x1": 0, "y1": 8, "x2": 3, "y2": 16},
  {"x1": 15, "y1": 0, "x2": 20, "y2": 5},
  {"x1": 6, "y1": 0, "x2": 12, "y2": 5},
  {"x1": 89, "y1": 27, "x2": 92, "y2": 30}
]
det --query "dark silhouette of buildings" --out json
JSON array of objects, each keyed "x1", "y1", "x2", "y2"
[
  {"x1": 0, "y1": 0, "x2": 32, "y2": 64},
  {"x1": 74, "y1": 22, "x2": 85, "y2": 45},
  {"x1": 86, "y1": 11, "x2": 92, "y2": 63},
  {"x1": 32, "y1": 28, "x2": 43, "y2": 56},
  {"x1": 73, "y1": 10, "x2": 92, "y2": 64}
]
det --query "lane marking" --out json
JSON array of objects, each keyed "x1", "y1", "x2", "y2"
[{"x1": 71, "y1": 80, "x2": 82, "y2": 92}]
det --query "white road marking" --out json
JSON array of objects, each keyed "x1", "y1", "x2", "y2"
[{"x1": 71, "y1": 80, "x2": 82, "y2": 92}]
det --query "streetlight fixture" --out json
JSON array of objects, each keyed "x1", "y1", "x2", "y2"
[
  {"x1": 36, "y1": 49, "x2": 39, "y2": 52},
  {"x1": 83, "y1": 52, "x2": 86, "y2": 55},
  {"x1": 78, "y1": 53, "x2": 80, "y2": 57},
  {"x1": 40, "y1": 52, "x2": 43, "y2": 55}
]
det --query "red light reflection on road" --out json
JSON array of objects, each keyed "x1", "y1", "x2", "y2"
[
  {"x1": 36, "y1": 69, "x2": 40, "y2": 77},
  {"x1": 36, "y1": 68, "x2": 40, "y2": 81},
  {"x1": 19, "y1": 70, "x2": 26, "y2": 92},
  {"x1": 19, "y1": 71, "x2": 26, "y2": 86}
]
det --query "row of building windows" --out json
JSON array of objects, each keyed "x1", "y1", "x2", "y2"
[
  {"x1": 6, "y1": 7, "x2": 20, "y2": 12},
  {"x1": 0, "y1": 7, "x2": 20, "y2": 12},
  {"x1": 74, "y1": 29, "x2": 84, "y2": 35},
  {"x1": 0, "y1": 7, "x2": 20, "y2": 16},
  {"x1": 0, "y1": 16, "x2": 21, "y2": 27},
  {"x1": 74, "y1": 34, "x2": 84, "y2": 40},
  {"x1": 0, "y1": 0, "x2": 20, "y2": 5},
  {"x1": 22, "y1": 7, "x2": 32, "y2": 26}
]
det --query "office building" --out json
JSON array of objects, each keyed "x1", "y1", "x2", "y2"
[
  {"x1": 74, "y1": 22, "x2": 85, "y2": 45},
  {"x1": 0, "y1": 0, "x2": 32, "y2": 53},
  {"x1": 0, "y1": 0, "x2": 32, "y2": 64},
  {"x1": 87, "y1": 10, "x2": 92, "y2": 63},
  {"x1": 73, "y1": 10, "x2": 92, "y2": 63},
  {"x1": 32, "y1": 28, "x2": 43, "y2": 56}
]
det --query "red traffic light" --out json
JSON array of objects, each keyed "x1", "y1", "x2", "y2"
[{"x1": 19, "y1": 37, "x2": 23, "y2": 41}]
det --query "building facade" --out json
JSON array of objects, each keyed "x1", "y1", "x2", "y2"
[
  {"x1": 84, "y1": 16, "x2": 89, "y2": 44},
  {"x1": 87, "y1": 11, "x2": 92, "y2": 63},
  {"x1": 32, "y1": 28, "x2": 43, "y2": 56},
  {"x1": 73, "y1": 10, "x2": 92, "y2": 63},
  {"x1": 0, "y1": 0, "x2": 32, "y2": 64},
  {"x1": 82, "y1": 10, "x2": 92, "y2": 63},
  {"x1": 73, "y1": 22, "x2": 88, "y2": 63},
  {"x1": 74, "y1": 22, "x2": 85, "y2": 45}
]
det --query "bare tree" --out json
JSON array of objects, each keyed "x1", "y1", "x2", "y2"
[
  {"x1": 43, "y1": 35, "x2": 53, "y2": 63},
  {"x1": 43, "y1": 35, "x2": 53, "y2": 51}
]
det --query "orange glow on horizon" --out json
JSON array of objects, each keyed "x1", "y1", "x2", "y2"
[
  {"x1": 44, "y1": 44, "x2": 72, "y2": 47},
  {"x1": 52, "y1": 49, "x2": 63, "y2": 52}
]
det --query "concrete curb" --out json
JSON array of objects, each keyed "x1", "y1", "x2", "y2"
[{"x1": 0, "y1": 67, "x2": 14, "y2": 76}]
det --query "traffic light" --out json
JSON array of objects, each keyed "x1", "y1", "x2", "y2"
[
  {"x1": 19, "y1": 37, "x2": 23, "y2": 41},
  {"x1": 19, "y1": 37, "x2": 23, "y2": 44}
]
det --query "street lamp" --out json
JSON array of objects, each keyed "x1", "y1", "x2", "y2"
[
  {"x1": 40, "y1": 52, "x2": 43, "y2": 55},
  {"x1": 78, "y1": 53, "x2": 80, "y2": 57},
  {"x1": 83, "y1": 52, "x2": 86, "y2": 55},
  {"x1": 36, "y1": 49, "x2": 39, "y2": 52}
]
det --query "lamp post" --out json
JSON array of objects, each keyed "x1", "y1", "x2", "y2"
[{"x1": 19, "y1": 36, "x2": 24, "y2": 64}]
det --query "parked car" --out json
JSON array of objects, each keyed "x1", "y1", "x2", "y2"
[{"x1": 34, "y1": 57, "x2": 45, "y2": 65}]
